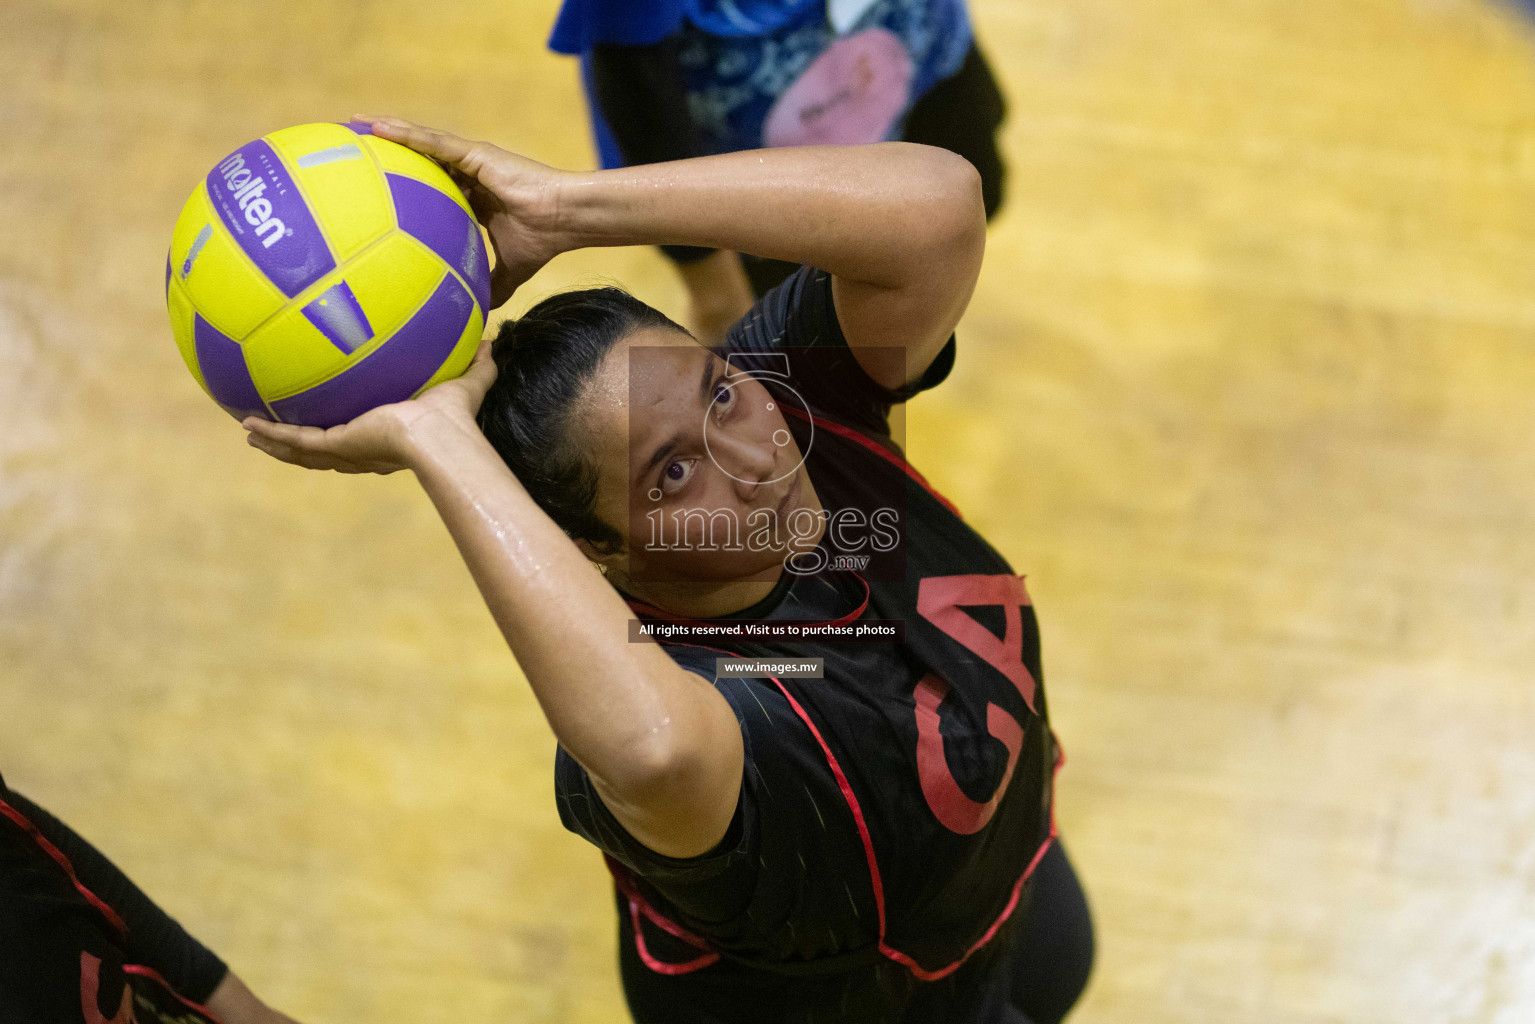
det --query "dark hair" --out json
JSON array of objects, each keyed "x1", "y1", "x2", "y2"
[{"x1": 476, "y1": 287, "x2": 688, "y2": 555}]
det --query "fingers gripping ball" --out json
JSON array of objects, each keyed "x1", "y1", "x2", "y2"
[{"x1": 165, "y1": 122, "x2": 493, "y2": 427}]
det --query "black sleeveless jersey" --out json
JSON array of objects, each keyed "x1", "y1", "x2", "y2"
[
  {"x1": 555, "y1": 268, "x2": 1060, "y2": 1022},
  {"x1": 0, "y1": 775, "x2": 229, "y2": 1024}
]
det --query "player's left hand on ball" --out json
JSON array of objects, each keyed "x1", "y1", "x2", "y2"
[
  {"x1": 242, "y1": 340, "x2": 497, "y2": 475},
  {"x1": 354, "y1": 114, "x2": 568, "y2": 308}
]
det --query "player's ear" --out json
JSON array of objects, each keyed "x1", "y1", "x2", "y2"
[{"x1": 574, "y1": 537, "x2": 625, "y2": 572}]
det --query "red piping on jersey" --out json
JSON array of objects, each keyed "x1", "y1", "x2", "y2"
[
  {"x1": 0, "y1": 795, "x2": 129, "y2": 940},
  {"x1": 779, "y1": 404, "x2": 964, "y2": 520},
  {"x1": 122, "y1": 964, "x2": 227, "y2": 1023},
  {"x1": 597, "y1": 639, "x2": 744, "y2": 975},
  {"x1": 770, "y1": 676, "x2": 1061, "y2": 983},
  {"x1": 764, "y1": 677, "x2": 888, "y2": 940},
  {"x1": 604, "y1": 855, "x2": 721, "y2": 975}
]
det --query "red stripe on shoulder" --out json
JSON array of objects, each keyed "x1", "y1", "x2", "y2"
[
  {"x1": 0, "y1": 796, "x2": 130, "y2": 940},
  {"x1": 780, "y1": 404, "x2": 964, "y2": 519}
]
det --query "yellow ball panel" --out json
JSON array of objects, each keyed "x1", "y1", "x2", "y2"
[
  {"x1": 165, "y1": 275, "x2": 209, "y2": 396},
  {"x1": 360, "y1": 135, "x2": 475, "y2": 218},
  {"x1": 171, "y1": 184, "x2": 285, "y2": 340},
  {"x1": 415, "y1": 303, "x2": 485, "y2": 395},
  {"x1": 241, "y1": 290, "x2": 352, "y2": 401},
  {"x1": 267, "y1": 124, "x2": 392, "y2": 262},
  {"x1": 264, "y1": 122, "x2": 352, "y2": 157},
  {"x1": 340, "y1": 231, "x2": 449, "y2": 339}
]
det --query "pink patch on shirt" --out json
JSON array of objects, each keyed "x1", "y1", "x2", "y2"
[{"x1": 763, "y1": 28, "x2": 914, "y2": 147}]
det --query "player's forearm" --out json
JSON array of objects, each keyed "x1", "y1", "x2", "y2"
[
  {"x1": 205, "y1": 972, "x2": 301, "y2": 1024},
  {"x1": 553, "y1": 143, "x2": 984, "y2": 290},
  {"x1": 400, "y1": 410, "x2": 733, "y2": 793}
]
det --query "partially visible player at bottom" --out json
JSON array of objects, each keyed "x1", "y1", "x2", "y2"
[
  {"x1": 0, "y1": 771, "x2": 300, "y2": 1024},
  {"x1": 244, "y1": 117, "x2": 1094, "y2": 1022}
]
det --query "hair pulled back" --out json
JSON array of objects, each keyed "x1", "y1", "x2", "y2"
[{"x1": 476, "y1": 287, "x2": 687, "y2": 555}]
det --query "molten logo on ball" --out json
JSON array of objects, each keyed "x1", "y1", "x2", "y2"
[{"x1": 216, "y1": 152, "x2": 287, "y2": 249}]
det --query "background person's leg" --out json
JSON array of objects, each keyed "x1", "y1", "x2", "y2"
[{"x1": 900, "y1": 42, "x2": 1009, "y2": 220}]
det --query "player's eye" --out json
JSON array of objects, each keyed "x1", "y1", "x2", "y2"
[
  {"x1": 712, "y1": 381, "x2": 734, "y2": 415},
  {"x1": 660, "y1": 458, "x2": 696, "y2": 495}
]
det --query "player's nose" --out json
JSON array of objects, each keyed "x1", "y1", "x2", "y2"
[{"x1": 711, "y1": 429, "x2": 776, "y2": 500}]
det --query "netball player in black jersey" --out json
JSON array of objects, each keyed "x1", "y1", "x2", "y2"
[
  {"x1": 0, "y1": 772, "x2": 301, "y2": 1023},
  {"x1": 244, "y1": 115, "x2": 1094, "y2": 1023}
]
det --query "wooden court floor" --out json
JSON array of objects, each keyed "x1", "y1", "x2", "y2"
[{"x1": 2, "y1": 0, "x2": 1534, "y2": 1021}]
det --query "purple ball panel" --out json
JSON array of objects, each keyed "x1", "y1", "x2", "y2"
[
  {"x1": 462, "y1": 226, "x2": 492, "y2": 312},
  {"x1": 302, "y1": 280, "x2": 375, "y2": 354},
  {"x1": 270, "y1": 273, "x2": 473, "y2": 428},
  {"x1": 340, "y1": 121, "x2": 374, "y2": 135},
  {"x1": 194, "y1": 315, "x2": 267, "y2": 420},
  {"x1": 205, "y1": 139, "x2": 334, "y2": 297},
  {"x1": 388, "y1": 173, "x2": 492, "y2": 312}
]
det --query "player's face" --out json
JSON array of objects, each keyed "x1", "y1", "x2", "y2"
[{"x1": 576, "y1": 327, "x2": 824, "y2": 583}]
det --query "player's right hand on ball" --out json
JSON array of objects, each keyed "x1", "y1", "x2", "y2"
[
  {"x1": 242, "y1": 340, "x2": 497, "y2": 475},
  {"x1": 355, "y1": 114, "x2": 568, "y2": 309}
]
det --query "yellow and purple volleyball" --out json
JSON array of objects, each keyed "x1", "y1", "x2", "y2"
[{"x1": 164, "y1": 122, "x2": 491, "y2": 427}]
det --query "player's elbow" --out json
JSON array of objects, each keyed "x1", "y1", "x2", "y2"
[
  {"x1": 907, "y1": 145, "x2": 987, "y2": 267},
  {"x1": 615, "y1": 734, "x2": 716, "y2": 803},
  {"x1": 606, "y1": 714, "x2": 741, "y2": 813},
  {"x1": 611, "y1": 730, "x2": 691, "y2": 798}
]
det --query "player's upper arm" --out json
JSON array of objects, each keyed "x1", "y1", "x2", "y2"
[
  {"x1": 831, "y1": 149, "x2": 986, "y2": 390},
  {"x1": 586, "y1": 679, "x2": 746, "y2": 860}
]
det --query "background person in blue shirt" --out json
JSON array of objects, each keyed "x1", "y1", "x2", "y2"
[{"x1": 549, "y1": 0, "x2": 1008, "y2": 342}]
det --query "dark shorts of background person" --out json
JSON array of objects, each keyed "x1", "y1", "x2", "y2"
[
  {"x1": 587, "y1": 36, "x2": 1009, "y2": 297},
  {"x1": 617, "y1": 840, "x2": 1094, "y2": 1024},
  {"x1": 0, "y1": 772, "x2": 228, "y2": 1023}
]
